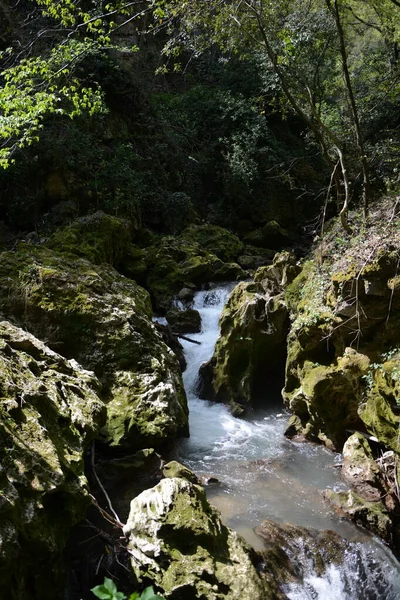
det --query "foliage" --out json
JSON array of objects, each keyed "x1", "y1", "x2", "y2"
[
  {"x1": 91, "y1": 577, "x2": 164, "y2": 600},
  {"x1": 0, "y1": 0, "x2": 142, "y2": 167}
]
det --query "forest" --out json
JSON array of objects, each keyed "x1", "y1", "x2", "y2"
[{"x1": 0, "y1": 1, "x2": 400, "y2": 599}]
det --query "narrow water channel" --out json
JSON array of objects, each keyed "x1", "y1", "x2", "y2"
[{"x1": 172, "y1": 284, "x2": 400, "y2": 600}]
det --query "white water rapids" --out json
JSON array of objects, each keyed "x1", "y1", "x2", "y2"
[{"x1": 171, "y1": 284, "x2": 400, "y2": 600}]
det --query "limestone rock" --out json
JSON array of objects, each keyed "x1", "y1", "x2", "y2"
[
  {"x1": 284, "y1": 349, "x2": 370, "y2": 449},
  {"x1": 0, "y1": 245, "x2": 188, "y2": 451},
  {"x1": 243, "y1": 220, "x2": 293, "y2": 250},
  {"x1": 256, "y1": 520, "x2": 349, "y2": 592},
  {"x1": 341, "y1": 433, "x2": 383, "y2": 501},
  {"x1": 0, "y1": 321, "x2": 105, "y2": 600},
  {"x1": 142, "y1": 235, "x2": 245, "y2": 312},
  {"x1": 46, "y1": 211, "x2": 132, "y2": 267},
  {"x1": 166, "y1": 308, "x2": 201, "y2": 335},
  {"x1": 180, "y1": 224, "x2": 244, "y2": 263},
  {"x1": 323, "y1": 489, "x2": 392, "y2": 543},
  {"x1": 199, "y1": 254, "x2": 295, "y2": 413},
  {"x1": 162, "y1": 460, "x2": 200, "y2": 484},
  {"x1": 123, "y1": 477, "x2": 274, "y2": 599}
]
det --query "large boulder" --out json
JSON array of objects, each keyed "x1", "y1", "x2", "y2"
[
  {"x1": 0, "y1": 321, "x2": 105, "y2": 600},
  {"x1": 45, "y1": 211, "x2": 132, "y2": 267},
  {"x1": 180, "y1": 224, "x2": 244, "y2": 263},
  {"x1": 284, "y1": 348, "x2": 370, "y2": 449},
  {"x1": 139, "y1": 235, "x2": 245, "y2": 313},
  {"x1": 0, "y1": 244, "x2": 188, "y2": 451},
  {"x1": 123, "y1": 476, "x2": 276, "y2": 600},
  {"x1": 256, "y1": 520, "x2": 349, "y2": 595},
  {"x1": 200, "y1": 253, "x2": 298, "y2": 414},
  {"x1": 323, "y1": 432, "x2": 399, "y2": 546},
  {"x1": 283, "y1": 244, "x2": 400, "y2": 451}
]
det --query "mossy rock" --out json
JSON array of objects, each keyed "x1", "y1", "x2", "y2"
[
  {"x1": 324, "y1": 489, "x2": 392, "y2": 543},
  {"x1": 237, "y1": 245, "x2": 276, "y2": 271},
  {"x1": 166, "y1": 308, "x2": 201, "y2": 334},
  {"x1": 341, "y1": 433, "x2": 384, "y2": 501},
  {"x1": 243, "y1": 220, "x2": 292, "y2": 250},
  {"x1": 359, "y1": 354, "x2": 400, "y2": 452},
  {"x1": 0, "y1": 244, "x2": 188, "y2": 451},
  {"x1": 45, "y1": 211, "x2": 132, "y2": 267},
  {"x1": 123, "y1": 477, "x2": 274, "y2": 599},
  {"x1": 143, "y1": 235, "x2": 245, "y2": 313},
  {"x1": 284, "y1": 349, "x2": 370, "y2": 450},
  {"x1": 0, "y1": 321, "x2": 105, "y2": 600},
  {"x1": 180, "y1": 224, "x2": 244, "y2": 262},
  {"x1": 256, "y1": 520, "x2": 349, "y2": 593},
  {"x1": 200, "y1": 279, "x2": 289, "y2": 413}
]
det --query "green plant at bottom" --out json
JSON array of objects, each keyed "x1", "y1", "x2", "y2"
[{"x1": 91, "y1": 577, "x2": 164, "y2": 600}]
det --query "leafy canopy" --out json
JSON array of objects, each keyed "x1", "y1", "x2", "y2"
[{"x1": 0, "y1": 0, "x2": 145, "y2": 167}]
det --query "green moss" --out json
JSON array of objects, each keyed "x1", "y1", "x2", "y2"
[
  {"x1": 45, "y1": 211, "x2": 131, "y2": 267},
  {"x1": 180, "y1": 224, "x2": 244, "y2": 262}
]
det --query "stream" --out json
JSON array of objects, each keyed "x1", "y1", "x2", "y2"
[{"x1": 171, "y1": 284, "x2": 400, "y2": 600}]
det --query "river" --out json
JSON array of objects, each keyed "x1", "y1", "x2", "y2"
[{"x1": 172, "y1": 284, "x2": 400, "y2": 600}]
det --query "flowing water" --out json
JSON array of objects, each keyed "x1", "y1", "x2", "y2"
[{"x1": 172, "y1": 284, "x2": 400, "y2": 600}]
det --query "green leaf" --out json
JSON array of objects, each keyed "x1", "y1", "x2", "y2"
[
  {"x1": 91, "y1": 578, "x2": 127, "y2": 600},
  {"x1": 140, "y1": 586, "x2": 165, "y2": 600}
]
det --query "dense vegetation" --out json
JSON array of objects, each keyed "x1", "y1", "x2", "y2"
[{"x1": 1, "y1": 0, "x2": 398, "y2": 238}]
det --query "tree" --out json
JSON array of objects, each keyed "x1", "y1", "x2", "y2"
[
  {"x1": 0, "y1": 0, "x2": 148, "y2": 167},
  {"x1": 153, "y1": 0, "x2": 399, "y2": 226}
]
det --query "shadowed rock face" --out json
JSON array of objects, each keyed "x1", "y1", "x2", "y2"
[
  {"x1": 123, "y1": 475, "x2": 278, "y2": 600},
  {"x1": 256, "y1": 519, "x2": 349, "y2": 595},
  {"x1": 199, "y1": 252, "x2": 298, "y2": 415},
  {"x1": 0, "y1": 320, "x2": 105, "y2": 600},
  {"x1": 0, "y1": 244, "x2": 188, "y2": 452}
]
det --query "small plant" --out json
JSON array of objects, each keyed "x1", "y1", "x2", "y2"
[{"x1": 91, "y1": 577, "x2": 164, "y2": 600}]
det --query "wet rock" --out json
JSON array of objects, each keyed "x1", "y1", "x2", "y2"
[
  {"x1": 0, "y1": 245, "x2": 188, "y2": 452},
  {"x1": 0, "y1": 320, "x2": 105, "y2": 600},
  {"x1": 177, "y1": 287, "x2": 195, "y2": 303},
  {"x1": 256, "y1": 520, "x2": 349, "y2": 591},
  {"x1": 123, "y1": 477, "x2": 274, "y2": 599},
  {"x1": 162, "y1": 461, "x2": 200, "y2": 484},
  {"x1": 142, "y1": 235, "x2": 245, "y2": 312},
  {"x1": 341, "y1": 433, "x2": 383, "y2": 501},
  {"x1": 284, "y1": 349, "x2": 370, "y2": 450},
  {"x1": 323, "y1": 489, "x2": 392, "y2": 542},
  {"x1": 200, "y1": 253, "x2": 295, "y2": 413},
  {"x1": 166, "y1": 308, "x2": 201, "y2": 334}
]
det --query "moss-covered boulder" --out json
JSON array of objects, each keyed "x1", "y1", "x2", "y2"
[
  {"x1": 200, "y1": 253, "x2": 298, "y2": 414},
  {"x1": 166, "y1": 308, "x2": 201, "y2": 335},
  {"x1": 321, "y1": 432, "x2": 400, "y2": 544},
  {"x1": 323, "y1": 489, "x2": 393, "y2": 542},
  {"x1": 237, "y1": 245, "x2": 276, "y2": 271},
  {"x1": 341, "y1": 433, "x2": 383, "y2": 501},
  {"x1": 200, "y1": 281, "x2": 289, "y2": 414},
  {"x1": 123, "y1": 476, "x2": 275, "y2": 600},
  {"x1": 45, "y1": 211, "x2": 132, "y2": 267},
  {"x1": 243, "y1": 220, "x2": 293, "y2": 250},
  {"x1": 283, "y1": 239, "x2": 400, "y2": 451},
  {"x1": 284, "y1": 349, "x2": 370, "y2": 449},
  {"x1": 0, "y1": 321, "x2": 105, "y2": 600},
  {"x1": 0, "y1": 244, "x2": 188, "y2": 451},
  {"x1": 256, "y1": 520, "x2": 349, "y2": 594},
  {"x1": 180, "y1": 224, "x2": 244, "y2": 263},
  {"x1": 359, "y1": 351, "x2": 400, "y2": 453},
  {"x1": 141, "y1": 235, "x2": 245, "y2": 313}
]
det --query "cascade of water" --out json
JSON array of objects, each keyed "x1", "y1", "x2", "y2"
[{"x1": 174, "y1": 284, "x2": 400, "y2": 599}]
